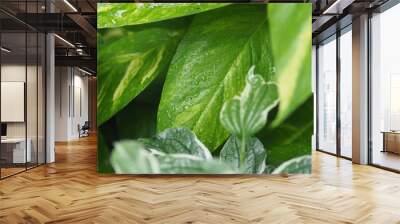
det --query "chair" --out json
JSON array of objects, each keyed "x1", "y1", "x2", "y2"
[{"x1": 78, "y1": 121, "x2": 90, "y2": 138}]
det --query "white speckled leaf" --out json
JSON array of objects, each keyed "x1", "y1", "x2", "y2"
[
  {"x1": 156, "y1": 154, "x2": 235, "y2": 174},
  {"x1": 220, "y1": 136, "x2": 266, "y2": 174},
  {"x1": 111, "y1": 141, "x2": 160, "y2": 174},
  {"x1": 272, "y1": 155, "x2": 311, "y2": 174},
  {"x1": 110, "y1": 140, "x2": 235, "y2": 174},
  {"x1": 138, "y1": 128, "x2": 212, "y2": 160},
  {"x1": 220, "y1": 66, "x2": 279, "y2": 138}
]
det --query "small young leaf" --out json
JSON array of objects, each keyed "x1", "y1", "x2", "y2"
[
  {"x1": 220, "y1": 66, "x2": 279, "y2": 138},
  {"x1": 110, "y1": 141, "x2": 160, "y2": 174},
  {"x1": 220, "y1": 136, "x2": 266, "y2": 174},
  {"x1": 138, "y1": 128, "x2": 212, "y2": 160},
  {"x1": 272, "y1": 155, "x2": 311, "y2": 174}
]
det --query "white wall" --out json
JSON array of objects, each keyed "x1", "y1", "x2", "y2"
[
  {"x1": 55, "y1": 67, "x2": 89, "y2": 141},
  {"x1": 1, "y1": 63, "x2": 46, "y2": 164},
  {"x1": 1, "y1": 65, "x2": 26, "y2": 142},
  {"x1": 1, "y1": 65, "x2": 37, "y2": 138},
  {"x1": 55, "y1": 67, "x2": 69, "y2": 141}
]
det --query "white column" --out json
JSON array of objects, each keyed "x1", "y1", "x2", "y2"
[
  {"x1": 352, "y1": 14, "x2": 369, "y2": 164},
  {"x1": 46, "y1": 32, "x2": 55, "y2": 163}
]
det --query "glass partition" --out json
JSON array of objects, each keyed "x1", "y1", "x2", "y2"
[
  {"x1": 371, "y1": 3, "x2": 400, "y2": 171},
  {"x1": 0, "y1": 1, "x2": 46, "y2": 179},
  {"x1": 339, "y1": 27, "x2": 352, "y2": 158},
  {"x1": 1, "y1": 30, "x2": 28, "y2": 177},
  {"x1": 317, "y1": 35, "x2": 337, "y2": 154}
]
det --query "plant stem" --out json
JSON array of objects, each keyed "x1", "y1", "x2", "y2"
[{"x1": 239, "y1": 135, "x2": 246, "y2": 168}]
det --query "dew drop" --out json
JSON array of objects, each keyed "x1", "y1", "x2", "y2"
[
  {"x1": 115, "y1": 9, "x2": 127, "y2": 18},
  {"x1": 270, "y1": 66, "x2": 276, "y2": 74}
]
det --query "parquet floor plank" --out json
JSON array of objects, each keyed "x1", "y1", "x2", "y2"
[{"x1": 0, "y1": 135, "x2": 399, "y2": 223}]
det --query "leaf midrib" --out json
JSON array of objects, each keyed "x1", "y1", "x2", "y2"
[{"x1": 191, "y1": 16, "x2": 269, "y2": 136}]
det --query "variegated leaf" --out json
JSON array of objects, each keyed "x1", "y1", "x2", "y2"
[{"x1": 220, "y1": 66, "x2": 279, "y2": 138}]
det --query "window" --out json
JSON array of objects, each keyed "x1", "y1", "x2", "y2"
[
  {"x1": 317, "y1": 35, "x2": 337, "y2": 154},
  {"x1": 339, "y1": 27, "x2": 352, "y2": 158},
  {"x1": 370, "y1": 3, "x2": 400, "y2": 171}
]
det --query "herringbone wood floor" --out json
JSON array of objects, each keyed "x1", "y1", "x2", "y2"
[{"x1": 1, "y1": 135, "x2": 400, "y2": 224}]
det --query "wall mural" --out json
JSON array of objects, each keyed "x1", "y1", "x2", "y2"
[{"x1": 97, "y1": 3, "x2": 313, "y2": 174}]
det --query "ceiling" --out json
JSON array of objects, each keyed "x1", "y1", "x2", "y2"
[
  {"x1": 0, "y1": 0, "x2": 393, "y2": 74},
  {"x1": 312, "y1": 0, "x2": 390, "y2": 43},
  {"x1": 0, "y1": 0, "x2": 97, "y2": 74}
]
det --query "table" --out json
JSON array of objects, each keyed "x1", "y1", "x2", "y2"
[
  {"x1": 1, "y1": 138, "x2": 31, "y2": 163},
  {"x1": 381, "y1": 131, "x2": 400, "y2": 154}
]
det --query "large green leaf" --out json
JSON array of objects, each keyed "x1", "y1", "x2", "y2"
[
  {"x1": 267, "y1": 4, "x2": 312, "y2": 126},
  {"x1": 110, "y1": 140, "x2": 235, "y2": 174},
  {"x1": 114, "y1": 71, "x2": 166, "y2": 140},
  {"x1": 220, "y1": 66, "x2": 279, "y2": 138},
  {"x1": 115, "y1": 102, "x2": 157, "y2": 140},
  {"x1": 97, "y1": 18, "x2": 189, "y2": 125},
  {"x1": 98, "y1": 3, "x2": 229, "y2": 29},
  {"x1": 157, "y1": 4, "x2": 275, "y2": 150},
  {"x1": 272, "y1": 155, "x2": 311, "y2": 174},
  {"x1": 220, "y1": 136, "x2": 266, "y2": 174},
  {"x1": 97, "y1": 131, "x2": 114, "y2": 173},
  {"x1": 138, "y1": 128, "x2": 212, "y2": 160},
  {"x1": 99, "y1": 72, "x2": 165, "y2": 174},
  {"x1": 258, "y1": 97, "x2": 313, "y2": 171}
]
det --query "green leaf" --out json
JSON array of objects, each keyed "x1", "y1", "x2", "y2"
[
  {"x1": 267, "y1": 4, "x2": 312, "y2": 126},
  {"x1": 97, "y1": 18, "x2": 189, "y2": 125},
  {"x1": 114, "y1": 71, "x2": 167, "y2": 140},
  {"x1": 97, "y1": 131, "x2": 115, "y2": 173},
  {"x1": 157, "y1": 4, "x2": 275, "y2": 150},
  {"x1": 138, "y1": 128, "x2": 212, "y2": 160},
  {"x1": 272, "y1": 155, "x2": 311, "y2": 174},
  {"x1": 258, "y1": 97, "x2": 313, "y2": 171},
  {"x1": 220, "y1": 136, "x2": 266, "y2": 174},
  {"x1": 111, "y1": 141, "x2": 160, "y2": 174},
  {"x1": 115, "y1": 102, "x2": 157, "y2": 140},
  {"x1": 220, "y1": 66, "x2": 279, "y2": 138},
  {"x1": 110, "y1": 140, "x2": 235, "y2": 174},
  {"x1": 99, "y1": 72, "x2": 165, "y2": 174},
  {"x1": 98, "y1": 3, "x2": 229, "y2": 29}
]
